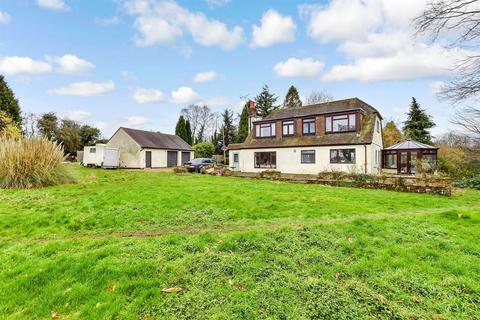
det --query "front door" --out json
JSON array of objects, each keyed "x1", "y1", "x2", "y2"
[
  {"x1": 145, "y1": 151, "x2": 152, "y2": 168},
  {"x1": 232, "y1": 153, "x2": 240, "y2": 171},
  {"x1": 398, "y1": 151, "x2": 419, "y2": 174},
  {"x1": 167, "y1": 151, "x2": 178, "y2": 167}
]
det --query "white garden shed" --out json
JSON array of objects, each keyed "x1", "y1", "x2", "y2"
[{"x1": 82, "y1": 144, "x2": 120, "y2": 168}]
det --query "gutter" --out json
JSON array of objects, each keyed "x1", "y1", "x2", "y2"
[{"x1": 364, "y1": 145, "x2": 367, "y2": 174}]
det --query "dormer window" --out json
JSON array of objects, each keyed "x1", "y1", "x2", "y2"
[
  {"x1": 255, "y1": 122, "x2": 276, "y2": 138},
  {"x1": 282, "y1": 120, "x2": 294, "y2": 136},
  {"x1": 302, "y1": 118, "x2": 316, "y2": 135},
  {"x1": 325, "y1": 113, "x2": 357, "y2": 133}
]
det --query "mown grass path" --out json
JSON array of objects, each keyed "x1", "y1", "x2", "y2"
[{"x1": 0, "y1": 166, "x2": 479, "y2": 319}]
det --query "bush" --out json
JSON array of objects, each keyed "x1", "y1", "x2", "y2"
[
  {"x1": 0, "y1": 136, "x2": 74, "y2": 188},
  {"x1": 173, "y1": 167, "x2": 188, "y2": 174},
  {"x1": 193, "y1": 142, "x2": 216, "y2": 158},
  {"x1": 454, "y1": 174, "x2": 480, "y2": 190}
]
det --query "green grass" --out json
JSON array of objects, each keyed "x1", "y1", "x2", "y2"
[{"x1": 0, "y1": 165, "x2": 479, "y2": 319}]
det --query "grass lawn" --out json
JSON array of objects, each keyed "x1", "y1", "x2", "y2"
[{"x1": 0, "y1": 165, "x2": 479, "y2": 319}]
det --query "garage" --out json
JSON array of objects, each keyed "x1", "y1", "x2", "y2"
[
  {"x1": 167, "y1": 151, "x2": 178, "y2": 167},
  {"x1": 181, "y1": 151, "x2": 191, "y2": 164}
]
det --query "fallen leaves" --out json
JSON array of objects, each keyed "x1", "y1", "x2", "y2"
[
  {"x1": 51, "y1": 311, "x2": 59, "y2": 318},
  {"x1": 161, "y1": 287, "x2": 183, "y2": 293}
]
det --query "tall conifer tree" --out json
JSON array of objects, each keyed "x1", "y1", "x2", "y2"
[{"x1": 403, "y1": 97, "x2": 435, "y2": 143}]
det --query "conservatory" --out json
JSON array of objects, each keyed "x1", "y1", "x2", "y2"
[{"x1": 382, "y1": 140, "x2": 438, "y2": 175}]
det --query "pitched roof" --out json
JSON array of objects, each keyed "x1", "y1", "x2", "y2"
[
  {"x1": 119, "y1": 127, "x2": 193, "y2": 151},
  {"x1": 385, "y1": 140, "x2": 438, "y2": 150},
  {"x1": 229, "y1": 113, "x2": 378, "y2": 150},
  {"x1": 258, "y1": 97, "x2": 382, "y2": 122}
]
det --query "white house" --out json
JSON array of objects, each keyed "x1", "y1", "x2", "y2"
[
  {"x1": 107, "y1": 127, "x2": 194, "y2": 169},
  {"x1": 228, "y1": 98, "x2": 383, "y2": 175}
]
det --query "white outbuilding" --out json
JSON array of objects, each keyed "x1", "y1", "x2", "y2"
[
  {"x1": 107, "y1": 127, "x2": 194, "y2": 169},
  {"x1": 82, "y1": 144, "x2": 120, "y2": 168}
]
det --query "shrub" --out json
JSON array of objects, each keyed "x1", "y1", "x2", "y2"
[
  {"x1": 173, "y1": 167, "x2": 188, "y2": 174},
  {"x1": 193, "y1": 142, "x2": 216, "y2": 158},
  {"x1": 454, "y1": 174, "x2": 480, "y2": 190},
  {"x1": 0, "y1": 136, "x2": 74, "y2": 188}
]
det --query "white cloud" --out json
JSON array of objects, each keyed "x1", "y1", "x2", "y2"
[
  {"x1": 193, "y1": 70, "x2": 218, "y2": 83},
  {"x1": 49, "y1": 81, "x2": 115, "y2": 97},
  {"x1": 274, "y1": 58, "x2": 324, "y2": 78},
  {"x1": 323, "y1": 42, "x2": 470, "y2": 81},
  {"x1": 0, "y1": 11, "x2": 11, "y2": 24},
  {"x1": 95, "y1": 16, "x2": 120, "y2": 26},
  {"x1": 60, "y1": 110, "x2": 91, "y2": 121},
  {"x1": 121, "y1": 70, "x2": 137, "y2": 80},
  {"x1": 205, "y1": 0, "x2": 230, "y2": 8},
  {"x1": 47, "y1": 54, "x2": 95, "y2": 75},
  {"x1": 132, "y1": 88, "x2": 164, "y2": 104},
  {"x1": 301, "y1": 0, "x2": 381, "y2": 42},
  {"x1": 124, "y1": 0, "x2": 244, "y2": 50},
  {"x1": 251, "y1": 9, "x2": 296, "y2": 47},
  {"x1": 0, "y1": 56, "x2": 52, "y2": 75},
  {"x1": 171, "y1": 86, "x2": 201, "y2": 104},
  {"x1": 121, "y1": 116, "x2": 150, "y2": 128},
  {"x1": 36, "y1": 0, "x2": 69, "y2": 11}
]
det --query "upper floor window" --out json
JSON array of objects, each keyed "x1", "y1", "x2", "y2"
[
  {"x1": 282, "y1": 120, "x2": 294, "y2": 136},
  {"x1": 377, "y1": 119, "x2": 381, "y2": 133},
  {"x1": 302, "y1": 118, "x2": 316, "y2": 135},
  {"x1": 255, "y1": 122, "x2": 276, "y2": 138},
  {"x1": 89, "y1": 148, "x2": 96, "y2": 154},
  {"x1": 325, "y1": 113, "x2": 357, "y2": 133}
]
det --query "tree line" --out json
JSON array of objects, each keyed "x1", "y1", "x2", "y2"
[{"x1": 0, "y1": 75, "x2": 103, "y2": 156}]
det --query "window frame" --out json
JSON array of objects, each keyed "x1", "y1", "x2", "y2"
[
  {"x1": 282, "y1": 120, "x2": 295, "y2": 137},
  {"x1": 325, "y1": 112, "x2": 358, "y2": 134},
  {"x1": 255, "y1": 122, "x2": 276, "y2": 138},
  {"x1": 382, "y1": 150, "x2": 397, "y2": 169},
  {"x1": 254, "y1": 152, "x2": 277, "y2": 169},
  {"x1": 302, "y1": 118, "x2": 316, "y2": 136},
  {"x1": 301, "y1": 150, "x2": 316, "y2": 164},
  {"x1": 89, "y1": 148, "x2": 96, "y2": 154},
  {"x1": 330, "y1": 148, "x2": 356, "y2": 164}
]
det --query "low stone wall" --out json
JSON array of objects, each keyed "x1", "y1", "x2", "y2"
[{"x1": 232, "y1": 171, "x2": 452, "y2": 196}]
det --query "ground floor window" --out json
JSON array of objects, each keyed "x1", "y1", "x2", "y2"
[
  {"x1": 383, "y1": 151, "x2": 397, "y2": 169},
  {"x1": 301, "y1": 150, "x2": 315, "y2": 164},
  {"x1": 254, "y1": 152, "x2": 276, "y2": 169},
  {"x1": 330, "y1": 149, "x2": 356, "y2": 164}
]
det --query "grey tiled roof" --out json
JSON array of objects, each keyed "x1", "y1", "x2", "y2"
[{"x1": 120, "y1": 127, "x2": 193, "y2": 151}]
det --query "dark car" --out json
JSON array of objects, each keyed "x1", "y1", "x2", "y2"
[{"x1": 184, "y1": 158, "x2": 218, "y2": 173}]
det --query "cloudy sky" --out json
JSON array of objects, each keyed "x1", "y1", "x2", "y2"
[{"x1": 0, "y1": 0, "x2": 467, "y2": 138}]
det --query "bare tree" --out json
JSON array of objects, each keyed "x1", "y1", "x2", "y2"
[
  {"x1": 415, "y1": 0, "x2": 480, "y2": 139},
  {"x1": 180, "y1": 105, "x2": 216, "y2": 143},
  {"x1": 22, "y1": 112, "x2": 39, "y2": 137},
  {"x1": 452, "y1": 106, "x2": 480, "y2": 139},
  {"x1": 305, "y1": 90, "x2": 334, "y2": 105}
]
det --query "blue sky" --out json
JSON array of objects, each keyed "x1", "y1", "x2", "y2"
[{"x1": 0, "y1": 0, "x2": 464, "y2": 138}]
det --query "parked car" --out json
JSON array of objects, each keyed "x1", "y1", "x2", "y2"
[{"x1": 184, "y1": 158, "x2": 221, "y2": 173}]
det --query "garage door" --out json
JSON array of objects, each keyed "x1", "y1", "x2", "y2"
[
  {"x1": 167, "y1": 151, "x2": 177, "y2": 167},
  {"x1": 181, "y1": 152, "x2": 191, "y2": 164}
]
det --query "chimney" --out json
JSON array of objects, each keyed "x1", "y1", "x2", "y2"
[{"x1": 248, "y1": 100, "x2": 256, "y2": 117}]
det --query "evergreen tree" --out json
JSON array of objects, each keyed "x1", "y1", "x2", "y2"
[
  {"x1": 37, "y1": 112, "x2": 59, "y2": 140},
  {"x1": 382, "y1": 121, "x2": 404, "y2": 147},
  {"x1": 283, "y1": 85, "x2": 302, "y2": 109},
  {"x1": 57, "y1": 119, "x2": 81, "y2": 155},
  {"x1": 403, "y1": 97, "x2": 435, "y2": 144},
  {"x1": 175, "y1": 115, "x2": 189, "y2": 144},
  {"x1": 221, "y1": 108, "x2": 236, "y2": 147},
  {"x1": 210, "y1": 129, "x2": 222, "y2": 154},
  {"x1": 0, "y1": 75, "x2": 21, "y2": 125},
  {"x1": 255, "y1": 85, "x2": 278, "y2": 118},
  {"x1": 236, "y1": 102, "x2": 249, "y2": 143},
  {"x1": 185, "y1": 120, "x2": 193, "y2": 145}
]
